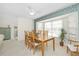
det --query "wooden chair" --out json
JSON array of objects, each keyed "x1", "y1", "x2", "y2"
[
  {"x1": 67, "y1": 36, "x2": 79, "y2": 56},
  {"x1": 27, "y1": 30, "x2": 49, "y2": 56},
  {"x1": 25, "y1": 31, "x2": 28, "y2": 46},
  {"x1": 28, "y1": 32, "x2": 43, "y2": 55},
  {"x1": 25, "y1": 31, "x2": 31, "y2": 48},
  {"x1": 25, "y1": 30, "x2": 55, "y2": 56},
  {"x1": 24, "y1": 31, "x2": 42, "y2": 55}
]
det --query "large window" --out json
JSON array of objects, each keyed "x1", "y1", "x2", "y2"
[
  {"x1": 36, "y1": 20, "x2": 63, "y2": 38},
  {"x1": 36, "y1": 12, "x2": 78, "y2": 40},
  {"x1": 52, "y1": 20, "x2": 63, "y2": 37},
  {"x1": 36, "y1": 22, "x2": 43, "y2": 30},
  {"x1": 45, "y1": 22, "x2": 52, "y2": 37}
]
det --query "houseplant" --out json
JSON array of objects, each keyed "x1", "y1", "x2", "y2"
[{"x1": 60, "y1": 29, "x2": 66, "y2": 46}]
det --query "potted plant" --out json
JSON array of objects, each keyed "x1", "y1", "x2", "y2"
[{"x1": 60, "y1": 29, "x2": 66, "y2": 46}]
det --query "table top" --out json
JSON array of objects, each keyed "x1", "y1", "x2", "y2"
[{"x1": 36, "y1": 37, "x2": 55, "y2": 43}]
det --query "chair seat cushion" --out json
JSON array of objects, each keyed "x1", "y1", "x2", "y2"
[{"x1": 67, "y1": 44, "x2": 77, "y2": 51}]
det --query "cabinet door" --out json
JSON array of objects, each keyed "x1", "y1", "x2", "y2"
[{"x1": 0, "y1": 27, "x2": 11, "y2": 40}]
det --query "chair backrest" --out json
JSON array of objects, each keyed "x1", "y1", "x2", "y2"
[
  {"x1": 43, "y1": 31, "x2": 48, "y2": 40},
  {"x1": 69, "y1": 36, "x2": 76, "y2": 44},
  {"x1": 39, "y1": 30, "x2": 48, "y2": 40},
  {"x1": 24, "y1": 31, "x2": 28, "y2": 40},
  {"x1": 31, "y1": 31, "x2": 36, "y2": 42},
  {"x1": 68, "y1": 36, "x2": 79, "y2": 52},
  {"x1": 69, "y1": 36, "x2": 79, "y2": 46}
]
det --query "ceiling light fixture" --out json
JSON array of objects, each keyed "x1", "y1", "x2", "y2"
[
  {"x1": 27, "y1": 6, "x2": 36, "y2": 16},
  {"x1": 29, "y1": 9, "x2": 35, "y2": 15}
]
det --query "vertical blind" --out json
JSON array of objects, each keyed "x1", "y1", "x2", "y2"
[{"x1": 36, "y1": 20, "x2": 63, "y2": 37}]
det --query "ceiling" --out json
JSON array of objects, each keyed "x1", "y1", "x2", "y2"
[{"x1": 0, "y1": 3, "x2": 75, "y2": 19}]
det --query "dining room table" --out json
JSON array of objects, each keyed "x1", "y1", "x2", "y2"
[
  {"x1": 29, "y1": 31, "x2": 56, "y2": 56},
  {"x1": 35, "y1": 35, "x2": 56, "y2": 56}
]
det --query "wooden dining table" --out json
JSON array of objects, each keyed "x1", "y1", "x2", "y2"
[
  {"x1": 29, "y1": 32, "x2": 56, "y2": 56},
  {"x1": 36, "y1": 36, "x2": 55, "y2": 56}
]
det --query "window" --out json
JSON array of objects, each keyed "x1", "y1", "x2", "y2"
[
  {"x1": 36, "y1": 22, "x2": 43, "y2": 30},
  {"x1": 36, "y1": 20, "x2": 63, "y2": 38},
  {"x1": 44, "y1": 22, "x2": 52, "y2": 37},
  {"x1": 52, "y1": 20, "x2": 63, "y2": 37}
]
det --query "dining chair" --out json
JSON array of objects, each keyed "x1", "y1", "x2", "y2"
[
  {"x1": 27, "y1": 30, "x2": 48, "y2": 56},
  {"x1": 67, "y1": 36, "x2": 79, "y2": 56},
  {"x1": 27, "y1": 32, "x2": 43, "y2": 55},
  {"x1": 25, "y1": 31, "x2": 31, "y2": 48}
]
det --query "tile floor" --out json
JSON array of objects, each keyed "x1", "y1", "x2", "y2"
[{"x1": 0, "y1": 39, "x2": 69, "y2": 56}]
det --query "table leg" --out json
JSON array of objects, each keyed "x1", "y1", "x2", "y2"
[
  {"x1": 41, "y1": 41, "x2": 44, "y2": 56},
  {"x1": 53, "y1": 38, "x2": 55, "y2": 51}
]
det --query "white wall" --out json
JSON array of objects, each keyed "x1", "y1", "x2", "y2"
[
  {"x1": 0, "y1": 14, "x2": 34, "y2": 40},
  {"x1": 0, "y1": 15, "x2": 17, "y2": 27},
  {"x1": 18, "y1": 17, "x2": 34, "y2": 40}
]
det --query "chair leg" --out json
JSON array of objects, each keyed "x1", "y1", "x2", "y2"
[
  {"x1": 41, "y1": 42, "x2": 45, "y2": 56},
  {"x1": 67, "y1": 46, "x2": 68, "y2": 53},
  {"x1": 67, "y1": 46, "x2": 73, "y2": 56},
  {"x1": 53, "y1": 39, "x2": 55, "y2": 51},
  {"x1": 27, "y1": 44, "x2": 30, "y2": 48},
  {"x1": 41, "y1": 47, "x2": 44, "y2": 56},
  {"x1": 32, "y1": 48, "x2": 35, "y2": 55},
  {"x1": 71, "y1": 51, "x2": 73, "y2": 56}
]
